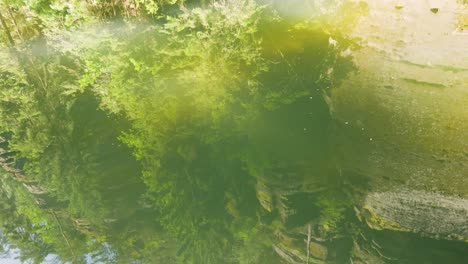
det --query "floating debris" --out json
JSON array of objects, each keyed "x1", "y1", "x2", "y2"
[{"x1": 430, "y1": 8, "x2": 439, "y2": 14}]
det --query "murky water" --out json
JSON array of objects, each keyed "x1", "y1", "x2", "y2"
[{"x1": 0, "y1": 0, "x2": 467, "y2": 263}]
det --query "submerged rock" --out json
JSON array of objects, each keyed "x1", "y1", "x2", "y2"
[
  {"x1": 256, "y1": 179, "x2": 274, "y2": 212},
  {"x1": 351, "y1": 241, "x2": 386, "y2": 264},
  {"x1": 361, "y1": 190, "x2": 468, "y2": 242},
  {"x1": 309, "y1": 241, "x2": 328, "y2": 260},
  {"x1": 273, "y1": 238, "x2": 328, "y2": 264}
]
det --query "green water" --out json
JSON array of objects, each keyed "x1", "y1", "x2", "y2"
[{"x1": 0, "y1": 0, "x2": 467, "y2": 263}]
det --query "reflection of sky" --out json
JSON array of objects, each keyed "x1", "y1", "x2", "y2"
[
  {"x1": 0, "y1": 248, "x2": 62, "y2": 264},
  {"x1": 0, "y1": 239, "x2": 112, "y2": 263},
  {"x1": 0, "y1": 251, "x2": 106, "y2": 264},
  {"x1": 0, "y1": 248, "x2": 22, "y2": 264}
]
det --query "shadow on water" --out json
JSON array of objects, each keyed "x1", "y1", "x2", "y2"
[
  {"x1": 68, "y1": 92, "x2": 146, "y2": 214},
  {"x1": 365, "y1": 229, "x2": 468, "y2": 263}
]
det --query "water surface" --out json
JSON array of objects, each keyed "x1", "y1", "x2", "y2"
[{"x1": 0, "y1": 0, "x2": 467, "y2": 263}]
